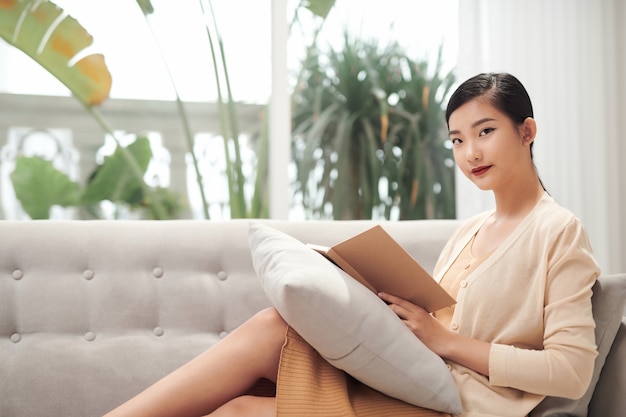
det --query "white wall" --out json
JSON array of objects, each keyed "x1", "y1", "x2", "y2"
[{"x1": 455, "y1": 0, "x2": 626, "y2": 274}]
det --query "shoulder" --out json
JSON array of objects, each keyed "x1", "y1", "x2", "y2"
[
  {"x1": 536, "y1": 193, "x2": 577, "y2": 221},
  {"x1": 531, "y1": 194, "x2": 588, "y2": 240},
  {"x1": 530, "y1": 194, "x2": 598, "y2": 274}
]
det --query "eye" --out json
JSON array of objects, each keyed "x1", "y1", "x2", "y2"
[
  {"x1": 450, "y1": 137, "x2": 462, "y2": 145},
  {"x1": 479, "y1": 127, "x2": 495, "y2": 136}
]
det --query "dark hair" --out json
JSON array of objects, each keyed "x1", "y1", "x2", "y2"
[
  {"x1": 445, "y1": 72, "x2": 533, "y2": 125},
  {"x1": 445, "y1": 72, "x2": 546, "y2": 191}
]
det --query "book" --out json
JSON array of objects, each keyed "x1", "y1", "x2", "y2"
[{"x1": 307, "y1": 225, "x2": 456, "y2": 313}]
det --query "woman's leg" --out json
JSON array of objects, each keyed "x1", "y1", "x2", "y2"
[
  {"x1": 207, "y1": 395, "x2": 276, "y2": 417},
  {"x1": 103, "y1": 308, "x2": 287, "y2": 417}
]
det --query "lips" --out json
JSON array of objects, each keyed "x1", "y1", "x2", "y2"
[{"x1": 471, "y1": 165, "x2": 491, "y2": 176}]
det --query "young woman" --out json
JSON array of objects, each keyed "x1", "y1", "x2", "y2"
[{"x1": 103, "y1": 73, "x2": 599, "y2": 417}]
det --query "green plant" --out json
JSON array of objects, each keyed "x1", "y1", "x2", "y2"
[
  {"x1": 135, "y1": 0, "x2": 336, "y2": 218},
  {"x1": 0, "y1": 0, "x2": 181, "y2": 219},
  {"x1": 291, "y1": 33, "x2": 456, "y2": 220},
  {"x1": 1, "y1": 0, "x2": 336, "y2": 220},
  {"x1": 10, "y1": 137, "x2": 185, "y2": 219}
]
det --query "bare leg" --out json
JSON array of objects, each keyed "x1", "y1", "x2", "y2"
[
  {"x1": 207, "y1": 395, "x2": 276, "y2": 417},
  {"x1": 103, "y1": 308, "x2": 286, "y2": 417}
]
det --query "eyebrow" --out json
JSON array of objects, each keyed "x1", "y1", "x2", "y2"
[{"x1": 448, "y1": 117, "x2": 497, "y2": 135}]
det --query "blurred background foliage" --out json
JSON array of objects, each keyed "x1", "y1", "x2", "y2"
[
  {"x1": 0, "y1": 0, "x2": 455, "y2": 220},
  {"x1": 291, "y1": 33, "x2": 455, "y2": 220}
]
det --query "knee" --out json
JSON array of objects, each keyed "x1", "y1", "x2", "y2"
[
  {"x1": 252, "y1": 308, "x2": 288, "y2": 339},
  {"x1": 250, "y1": 308, "x2": 289, "y2": 355}
]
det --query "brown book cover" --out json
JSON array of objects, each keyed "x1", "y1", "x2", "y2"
[{"x1": 307, "y1": 225, "x2": 456, "y2": 313}]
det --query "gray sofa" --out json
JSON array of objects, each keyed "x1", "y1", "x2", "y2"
[{"x1": 0, "y1": 219, "x2": 624, "y2": 417}]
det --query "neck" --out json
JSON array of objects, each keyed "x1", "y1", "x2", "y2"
[{"x1": 492, "y1": 177, "x2": 545, "y2": 221}]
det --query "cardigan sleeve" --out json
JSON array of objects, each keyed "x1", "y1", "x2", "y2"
[{"x1": 488, "y1": 217, "x2": 599, "y2": 399}]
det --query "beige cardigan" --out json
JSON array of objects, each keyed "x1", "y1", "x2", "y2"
[{"x1": 433, "y1": 193, "x2": 599, "y2": 417}]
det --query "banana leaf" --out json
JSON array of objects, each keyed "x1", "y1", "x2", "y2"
[
  {"x1": 82, "y1": 137, "x2": 152, "y2": 206},
  {"x1": 10, "y1": 156, "x2": 81, "y2": 219},
  {"x1": 0, "y1": 0, "x2": 112, "y2": 105}
]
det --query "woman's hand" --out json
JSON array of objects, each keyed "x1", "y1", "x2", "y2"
[
  {"x1": 378, "y1": 291, "x2": 491, "y2": 376},
  {"x1": 378, "y1": 292, "x2": 452, "y2": 357}
]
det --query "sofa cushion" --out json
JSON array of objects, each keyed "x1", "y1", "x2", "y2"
[
  {"x1": 587, "y1": 318, "x2": 626, "y2": 416},
  {"x1": 530, "y1": 273, "x2": 626, "y2": 417},
  {"x1": 248, "y1": 222, "x2": 462, "y2": 414}
]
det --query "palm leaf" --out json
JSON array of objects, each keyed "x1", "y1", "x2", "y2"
[
  {"x1": 0, "y1": 0, "x2": 112, "y2": 105},
  {"x1": 292, "y1": 33, "x2": 455, "y2": 220}
]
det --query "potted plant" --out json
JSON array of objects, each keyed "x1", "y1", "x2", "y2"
[{"x1": 291, "y1": 33, "x2": 456, "y2": 220}]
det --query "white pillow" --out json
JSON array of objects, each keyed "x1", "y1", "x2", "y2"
[{"x1": 248, "y1": 222, "x2": 462, "y2": 414}]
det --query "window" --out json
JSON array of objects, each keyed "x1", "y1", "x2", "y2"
[{"x1": 0, "y1": 1, "x2": 457, "y2": 220}]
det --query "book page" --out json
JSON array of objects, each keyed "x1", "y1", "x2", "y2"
[{"x1": 310, "y1": 226, "x2": 455, "y2": 312}]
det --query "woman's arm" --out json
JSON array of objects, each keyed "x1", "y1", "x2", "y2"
[
  {"x1": 488, "y1": 218, "x2": 599, "y2": 399},
  {"x1": 381, "y1": 217, "x2": 599, "y2": 399}
]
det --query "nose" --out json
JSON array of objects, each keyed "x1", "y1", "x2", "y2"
[{"x1": 466, "y1": 140, "x2": 481, "y2": 161}]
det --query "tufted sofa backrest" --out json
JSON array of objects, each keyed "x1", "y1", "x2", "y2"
[{"x1": 0, "y1": 219, "x2": 460, "y2": 417}]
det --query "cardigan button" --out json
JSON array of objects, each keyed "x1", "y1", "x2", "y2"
[
  {"x1": 217, "y1": 271, "x2": 228, "y2": 281},
  {"x1": 460, "y1": 280, "x2": 468, "y2": 288},
  {"x1": 84, "y1": 332, "x2": 96, "y2": 342},
  {"x1": 10, "y1": 333, "x2": 21, "y2": 343},
  {"x1": 450, "y1": 322, "x2": 459, "y2": 331},
  {"x1": 12, "y1": 270, "x2": 23, "y2": 280},
  {"x1": 83, "y1": 269, "x2": 95, "y2": 280},
  {"x1": 153, "y1": 267, "x2": 164, "y2": 278}
]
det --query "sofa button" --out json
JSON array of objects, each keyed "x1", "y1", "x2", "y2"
[
  {"x1": 450, "y1": 322, "x2": 459, "y2": 331},
  {"x1": 83, "y1": 269, "x2": 95, "y2": 280},
  {"x1": 12, "y1": 270, "x2": 23, "y2": 280},
  {"x1": 219, "y1": 331, "x2": 228, "y2": 339},
  {"x1": 217, "y1": 271, "x2": 228, "y2": 281},
  {"x1": 153, "y1": 327, "x2": 164, "y2": 337},
  {"x1": 84, "y1": 332, "x2": 96, "y2": 342},
  {"x1": 10, "y1": 333, "x2": 21, "y2": 343},
  {"x1": 153, "y1": 267, "x2": 164, "y2": 278}
]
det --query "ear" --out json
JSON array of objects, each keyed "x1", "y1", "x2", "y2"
[{"x1": 519, "y1": 117, "x2": 537, "y2": 146}]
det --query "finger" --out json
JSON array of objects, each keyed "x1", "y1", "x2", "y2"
[
  {"x1": 386, "y1": 301, "x2": 413, "y2": 321},
  {"x1": 378, "y1": 292, "x2": 409, "y2": 306}
]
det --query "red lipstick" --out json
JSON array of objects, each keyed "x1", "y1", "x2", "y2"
[{"x1": 471, "y1": 165, "x2": 491, "y2": 176}]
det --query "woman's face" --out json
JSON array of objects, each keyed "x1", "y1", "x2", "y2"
[{"x1": 447, "y1": 98, "x2": 535, "y2": 192}]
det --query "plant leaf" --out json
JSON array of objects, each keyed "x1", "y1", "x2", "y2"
[
  {"x1": 0, "y1": 0, "x2": 112, "y2": 105},
  {"x1": 10, "y1": 156, "x2": 81, "y2": 219},
  {"x1": 82, "y1": 137, "x2": 152, "y2": 205},
  {"x1": 135, "y1": 0, "x2": 155, "y2": 15},
  {"x1": 302, "y1": 0, "x2": 336, "y2": 19},
  {"x1": 142, "y1": 186, "x2": 186, "y2": 220},
  {"x1": 291, "y1": 33, "x2": 455, "y2": 220}
]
